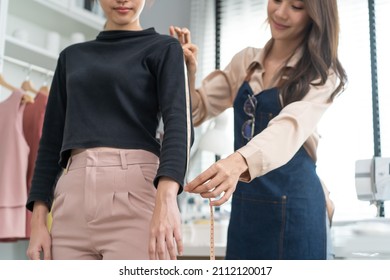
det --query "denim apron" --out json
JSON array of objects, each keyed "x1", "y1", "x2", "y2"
[{"x1": 225, "y1": 74, "x2": 326, "y2": 260}]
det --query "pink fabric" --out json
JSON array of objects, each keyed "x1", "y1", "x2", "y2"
[
  {"x1": 22, "y1": 92, "x2": 48, "y2": 238},
  {"x1": 0, "y1": 90, "x2": 29, "y2": 240},
  {"x1": 51, "y1": 149, "x2": 160, "y2": 259}
]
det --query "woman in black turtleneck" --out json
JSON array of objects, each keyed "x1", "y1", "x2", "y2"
[{"x1": 26, "y1": 0, "x2": 193, "y2": 260}]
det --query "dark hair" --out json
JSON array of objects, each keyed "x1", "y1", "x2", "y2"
[{"x1": 277, "y1": 0, "x2": 347, "y2": 106}]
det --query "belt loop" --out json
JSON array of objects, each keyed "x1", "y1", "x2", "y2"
[
  {"x1": 64, "y1": 156, "x2": 72, "y2": 174},
  {"x1": 120, "y1": 150, "x2": 128, "y2": 170}
]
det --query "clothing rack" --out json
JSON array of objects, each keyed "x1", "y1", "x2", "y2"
[{"x1": 1, "y1": 55, "x2": 54, "y2": 77}]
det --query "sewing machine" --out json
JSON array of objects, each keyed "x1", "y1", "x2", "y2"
[
  {"x1": 355, "y1": 157, "x2": 390, "y2": 216},
  {"x1": 331, "y1": 157, "x2": 390, "y2": 259}
]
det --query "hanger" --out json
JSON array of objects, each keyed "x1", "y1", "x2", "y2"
[
  {"x1": 21, "y1": 80, "x2": 39, "y2": 95},
  {"x1": 0, "y1": 73, "x2": 34, "y2": 104},
  {"x1": 0, "y1": 73, "x2": 17, "y2": 92},
  {"x1": 38, "y1": 71, "x2": 51, "y2": 95},
  {"x1": 21, "y1": 66, "x2": 38, "y2": 95},
  {"x1": 21, "y1": 80, "x2": 38, "y2": 94},
  {"x1": 21, "y1": 93, "x2": 35, "y2": 104},
  {"x1": 39, "y1": 83, "x2": 49, "y2": 95}
]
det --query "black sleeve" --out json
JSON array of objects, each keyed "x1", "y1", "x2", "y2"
[
  {"x1": 26, "y1": 52, "x2": 67, "y2": 211},
  {"x1": 153, "y1": 41, "x2": 194, "y2": 191}
]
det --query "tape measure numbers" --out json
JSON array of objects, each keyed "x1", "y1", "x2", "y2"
[{"x1": 209, "y1": 199, "x2": 215, "y2": 260}]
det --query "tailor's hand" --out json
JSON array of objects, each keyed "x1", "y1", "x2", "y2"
[
  {"x1": 169, "y1": 26, "x2": 198, "y2": 75},
  {"x1": 149, "y1": 178, "x2": 183, "y2": 260},
  {"x1": 184, "y1": 152, "x2": 249, "y2": 206},
  {"x1": 26, "y1": 202, "x2": 52, "y2": 260}
]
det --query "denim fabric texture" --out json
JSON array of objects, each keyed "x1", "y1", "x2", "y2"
[{"x1": 225, "y1": 82, "x2": 327, "y2": 260}]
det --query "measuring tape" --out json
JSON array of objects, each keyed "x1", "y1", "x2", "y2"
[{"x1": 209, "y1": 199, "x2": 215, "y2": 260}]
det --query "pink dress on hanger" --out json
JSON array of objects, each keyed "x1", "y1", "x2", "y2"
[
  {"x1": 22, "y1": 92, "x2": 48, "y2": 238},
  {"x1": 0, "y1": 90, "x2": 29, "y2": 240}
]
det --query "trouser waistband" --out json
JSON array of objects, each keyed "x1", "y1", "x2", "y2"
[{"x1": 64, "y1": 149, "x2": 159, "y2": 172}]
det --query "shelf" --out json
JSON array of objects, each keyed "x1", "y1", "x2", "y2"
[
  {"x1": 4, "y1": 0, "x2": 106, "y2": 71},
  {"x1": 5, "y1": 35, "x2": 58, "y2": 70},
  {"x1": 8, "y1": 0, "x2": 105, "y2": 39}
]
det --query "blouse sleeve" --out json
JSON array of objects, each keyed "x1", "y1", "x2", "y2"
[
  {"x1": 237, "y1": 71, "x2": 338, "y2": 181},
  {"x1": 191, "y1": 47, "x2": 257, "y2": 126}
]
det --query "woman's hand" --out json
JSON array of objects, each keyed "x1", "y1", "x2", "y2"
[
  {"x1": 149, "y1": 177, "x2": 183, "y2": 260},
  {"x1": 169, "y1": 26, "x2": 198, "y2": 76},
  {"x1": 26, "y1": 202, "x2": 52, "y2": 260},
  {"x1": 184, "y1": 152, "x2": 249, "y2": 206}
]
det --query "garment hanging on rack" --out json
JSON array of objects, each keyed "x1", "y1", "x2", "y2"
[
  {"x1": 38, "y1": 84, "x2": 50, "y2": 96},
  {"x1": 0, "y1": 90, "x2": 29, "y2": 240},
  {"x1": 0, "y1": 73, "x2": 35, "y2": 104},
  {"x1": 23, "y1": 91, "x2": 48, "y2": 238}
]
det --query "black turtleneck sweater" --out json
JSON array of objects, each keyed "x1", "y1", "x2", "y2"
[{"x1": 27, "y1": 28, "x2": 193, "y2": 211}]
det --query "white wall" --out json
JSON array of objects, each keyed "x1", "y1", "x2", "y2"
[{"x1": 141, "y1": 0, "x2": 191, "y2": 35}]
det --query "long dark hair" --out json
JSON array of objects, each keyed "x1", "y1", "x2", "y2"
[{"x1": 278, "y1": 0, "x2": 347, "y2": 106}]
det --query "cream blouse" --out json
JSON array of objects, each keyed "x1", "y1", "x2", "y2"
[{"x1": 191, "y1": 45, "x2": 337, "y2": 182}]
